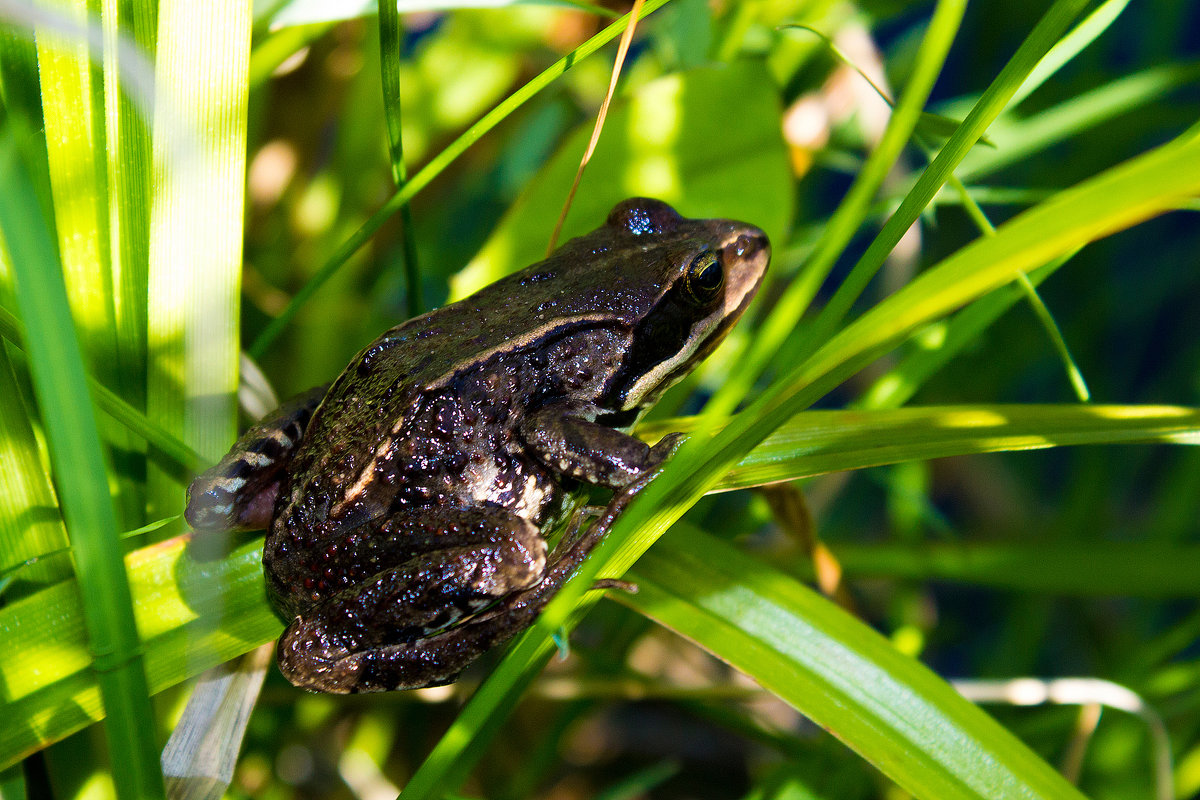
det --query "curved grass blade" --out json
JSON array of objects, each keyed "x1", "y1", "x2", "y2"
[
  {"x1": 625, "y1": 528, "x2": 1090, "y2": 800},
  {"x1": 639, "y1": 404, "x2": 1200, "y2": 492}
]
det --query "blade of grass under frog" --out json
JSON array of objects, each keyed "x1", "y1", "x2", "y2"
[
  {"x1": 0, "y1": 535, "x2": 274, "y2": 771},
  {"x1": 0, "y1": 124, "x2": 165, "y2": 800},
  {"x1": 2, "y1": 399, "x2": 1199, "y2": 770},
  {"x1": 247, "y1": 0, "x2": 672, "y2": 359}
]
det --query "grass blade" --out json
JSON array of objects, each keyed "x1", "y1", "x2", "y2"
[
  {"x1": 376, "y1": 0, "x2": 421, "y2": 317},
  {"x1": 790, "y1": 0, "x2": 1092, "y2": 370},
  {"x1": 0, "y1": 342, "x2": 70, "y2": 586},
  {"x1": 725, "y1": 0, "x2": 967, "y2": 411},
  {"x1": 0, "y1": 125, "x2": 164, "y2": 799},
  {"x1": 626, "y1": 529, "x2": 1089, "y2": 800},
  {"x1": 146, "y1": 0, "x2": 251, "y2": 512}
]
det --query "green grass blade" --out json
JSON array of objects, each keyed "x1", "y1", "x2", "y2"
[
  {"x1": 248, "y1": 0, "x2": 671, "y2": 358},
  {"x1": 0, "y1": 340, "x2": 71, "y2": 587},
  {"x1": 626, "y1": 529, "x2": 1090, "y2": 800},
  {"x1": 0, "y1": 535, "x2": 273, "y2": 770},
  {"x1": 824, "y1": 541, "x2": 1200, "y2": 596},
  {"x1": 0, "y1": 304, "x2": 204, "y2": 472},
  {"x1": 725, "y1": 0, "x2": 966, "y2": 412},
  {"x1": 960, "y1": 62, "x2": 1200, "y2": 182},
  {"x1": 33, "y1": 1, "x2": 116, "y2": 376},
  {"x1": 1011, "y1": 0, "x2": 1131, "y2": 107},
  {"x1": 0, "y1": 126, "x2": 164, "y2": 799},
  {"x1": 0, "y1": 341, "x2": 71, "y2": 586},
  {"x1": 100, "y1": 0, "x2": 155, "y2": 414},
  {"x1": 684, "y1": 404, "x2": 1200, "y2": 491},
  {"x1": 792, "y1": 0, "x2": 1091, "y2": 370},
  {"x1": 376, "y1": 0, "x2": 421, "y2": 318}
]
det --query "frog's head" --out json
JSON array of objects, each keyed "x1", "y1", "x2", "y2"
[{"x1": 597, "y1": 197, "x2": 770, "y2": 412}]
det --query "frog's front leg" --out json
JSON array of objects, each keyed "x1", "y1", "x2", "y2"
[
  {"x1": 275, "y1": 506, "x2": 547, "y2": 693},
  {"x1": 519, "y1": 404, "x2": 678, "y2": 489},
  {"x1": 185, "y1": 384, "x2": 329, "y2": 531}
]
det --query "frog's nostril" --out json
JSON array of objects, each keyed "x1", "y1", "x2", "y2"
[{"x1": 728, "y1": 231, "x2": 767, "y2": 261}]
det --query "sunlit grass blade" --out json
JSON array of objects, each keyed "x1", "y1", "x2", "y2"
[
  {"x1": 100, "y1": 0, "x2": 156, "y2": 415},
  {"x1": 33, "y1": 0, "x2": 116, "y2": 376},
  {"x1": 248, "y1": 0, "x2": 671, "y2": 358},
  {"x1": 625, "y1": 529, "x2": 1090, "y2": 800},
  {"x1": 640, "y1": 404, "x2": 1200, "y2": 491},
  {"x1": 0, "y1": 125, "x2": 164, "y2": 799},
  {"x1": 0, "y1": 535, "x2": 272, "y2": 771},
  {"x1": 146, "y1": 0, "x2": 251, "y2": 517},
  {"x1": 0, "y1": 342, "x2": 70, "y2": 586}
]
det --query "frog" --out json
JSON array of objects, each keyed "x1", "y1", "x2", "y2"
[{"x1": 185, "y1": 197, "x2": 769, "y2": 693}]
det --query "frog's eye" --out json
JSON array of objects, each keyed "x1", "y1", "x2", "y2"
[{"x1": 684, "y1": 250, "x2": 724, "y2": 303}]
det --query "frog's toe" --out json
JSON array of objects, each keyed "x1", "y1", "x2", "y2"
[{"x1": 277, "y1": 617, "x2": 361, "y2": 694}]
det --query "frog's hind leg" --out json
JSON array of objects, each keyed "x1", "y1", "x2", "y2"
[
  {"x1": 275, "y1": 506, "x2": 547, "y2": 693},
  {"x1": 185, "y1": 384, "x2": 329, "y2": 531}
]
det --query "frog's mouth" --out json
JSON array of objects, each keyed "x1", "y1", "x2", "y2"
[{"x1": 617, "y1": 225, "x2": 770, "y2": 411}]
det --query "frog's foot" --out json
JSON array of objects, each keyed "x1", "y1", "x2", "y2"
[
  {"x1": 185, "y1": 384, "x2": 328, "y2": 531},
  {"x1": 273, "y1": 508, "x2": 548, "y2": 693},
  {"x1": 521, "y1": 408, "x2": 687, "y2": 491}
]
